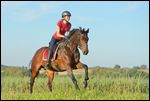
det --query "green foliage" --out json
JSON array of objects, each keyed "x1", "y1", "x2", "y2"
[
  {"x1": 140, "y1": 65, "x2": 147, "y2": 69},
  {"x1": 114, "y1": 64, "x2": 121, "y2": 69},
  {"x1": 133, "y1": 65, "x2": 148, "y2": 69},
  {"x1": 1, "y1": 66, "x2": 149, "y2": 100}
]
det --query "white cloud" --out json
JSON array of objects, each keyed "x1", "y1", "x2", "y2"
[
  {"x1": 2, "y1": 1, "x2": 69, "y2": 22},
  {"x1": 124, "y1": 1, "x2": 146, "y2": 12},
  {"x1": 39, "y1": 3, "x2": 51, "y2": 12},
  {"x1": 39, "y1": 1, "x2": 69, "y2": 13},
  {"x1": 74, "y1": 15, "x2": 94, "y2": 23},
  {"x1": 1, "y1": 1, "x2": 30, "y2": 9},
  {"x1": 20, "y1": 10, "x2": 38, "y2": 21}
]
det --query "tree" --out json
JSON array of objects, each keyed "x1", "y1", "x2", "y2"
[
  {"x1": 140, "y1": 64, "x2": 147, "y2": 69},
  {"x1": 114, "y1": 64, "x2": 121, "y2": 69},
  {"x1": 133, "y1": 66, "x2": 140, "y2": 69},
  {"x1": 133, "y1": 65, "x2": 147, "y2": 69}
]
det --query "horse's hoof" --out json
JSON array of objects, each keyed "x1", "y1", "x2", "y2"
[
  {"x1": 83, "y1": 81, "x2": 88, "y2": 88},
  {"x1": 85, "y1": 77, "x2": 89, "y2": 80},
  {"x1": 77, "y1": 88, "x2": 80, "y2": 91}
]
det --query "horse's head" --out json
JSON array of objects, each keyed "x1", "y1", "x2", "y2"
[
  {"x1": 78, "y1": 27, "x2": 89, "y2": 55},
  {"x1": 68, "y1": 27, "x2": 89, "y2": 55}
]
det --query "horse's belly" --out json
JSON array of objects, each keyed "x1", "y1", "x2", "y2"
[{"x1": 51, "y1": 59, "x2": 66, "y2": 71}]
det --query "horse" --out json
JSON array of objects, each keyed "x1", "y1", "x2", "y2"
[{"x1": 29, "y1": 27, "x2": 89, "y2": 93}]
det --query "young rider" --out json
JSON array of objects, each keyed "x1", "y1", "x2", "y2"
[{"x1": 45, "y1": 11, "x2": 71, "y2": 69}]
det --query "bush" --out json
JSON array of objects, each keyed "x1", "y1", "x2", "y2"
[{"x1": 114, "y1": 64, "x2": 121, "y2": 69}]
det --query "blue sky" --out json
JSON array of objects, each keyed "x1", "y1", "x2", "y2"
[{"x1": 1, "y1": 1, "x2": 149, "y2": 68}]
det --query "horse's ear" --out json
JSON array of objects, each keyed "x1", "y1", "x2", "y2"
[
  {"x1": 86, "y1": 28, "x2": 89, "y2": 33},
  {"x1": 83, "y1": 28, "x2": 85, "y2": 32}
]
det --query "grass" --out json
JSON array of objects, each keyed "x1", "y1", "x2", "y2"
[{"x1": 1, "y1": 67, "x2": 149, "y2": 100}]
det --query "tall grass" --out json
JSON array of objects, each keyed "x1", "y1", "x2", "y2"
[{"x1": 1, "y1": 67, "x2": 149, "y2": 100}]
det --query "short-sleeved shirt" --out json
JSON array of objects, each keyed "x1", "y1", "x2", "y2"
[{"x1": 53, "y1": 20, "x2": 71, "y2": 40}]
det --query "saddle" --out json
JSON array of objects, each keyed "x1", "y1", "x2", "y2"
[{"x1": 42, "y1": 40, "x2": 66, "y2": 61}]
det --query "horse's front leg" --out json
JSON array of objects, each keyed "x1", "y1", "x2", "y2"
[
  {"x1": 83, "y1": 64, "x2": 89, "y2": 88},
  {"x1": 76, "y1": 62, "x2": 89, "y2": 88},
  {"x1": 67, "y1": 67, "x2": 80, "y2": 90}
]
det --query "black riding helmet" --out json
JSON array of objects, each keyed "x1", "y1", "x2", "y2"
[{"x1": 62, "y1": 11, "x2": 71, "y2": 18}]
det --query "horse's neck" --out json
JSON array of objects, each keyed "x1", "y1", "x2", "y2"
[
  {"x1": 67, "y1": 31, "x2": 79, "y2": 52},
  {"x1": 69, "y1": 31, "x2": 79, "y2": 44}
]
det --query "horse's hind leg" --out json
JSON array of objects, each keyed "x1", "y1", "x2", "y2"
[
  {"x1": 46, "y1": 70, "x2": 54, "y2": 92},
  {"x1": 30, "y1": 67, "x2": 40, "y2": 93}
]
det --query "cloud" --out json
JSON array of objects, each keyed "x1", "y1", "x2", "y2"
[
  {"x1": 124, "y1": 1, "x2": 146, "y2": 12},
  {"x1": 1, "y1": 1, "x2": 29, "y2": 9},
  {"x1": 17, "y1": 10, "x2": 38, "y2": 21},
  {"x1": 1, "y1": 1, "x2": 37, "y2": 22},
  {"x1": 74, "y1": 15, "x2": 95, "y2": 23},
  {"x1": 2, "y1": 1, "x2": 69, "y2": 22},
  {"x1": 39, "y1": 1, "x2": 69, "y2": 13}
]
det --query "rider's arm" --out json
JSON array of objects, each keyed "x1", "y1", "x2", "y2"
[{"x1": 56, "y1": 26, "x2": 64, "y2": 38}]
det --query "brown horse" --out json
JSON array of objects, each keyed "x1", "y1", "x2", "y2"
[{"x1": 29, "y1": 27, "x2": 89, "y2": 93}]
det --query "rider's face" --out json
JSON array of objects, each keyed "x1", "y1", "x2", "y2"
[{"x1": 64, "y1": 15, "x2": 70, "y2": 21}]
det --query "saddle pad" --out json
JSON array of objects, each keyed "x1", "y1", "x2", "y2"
[
  {"x1": 42, "y1": 44, "x2": 61, "y2": 61},
  {"x1": 42, "y1": 48, "x2": 49, "y2": 61}
]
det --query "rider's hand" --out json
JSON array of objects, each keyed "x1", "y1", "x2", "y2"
[{"x1": 63, "y1": 36, "x2": 68, "y2": 40}]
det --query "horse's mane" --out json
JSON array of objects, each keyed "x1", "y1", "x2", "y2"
[
  {"x1": 67, "y1": 28, "x2": 79, "y2": 39},
  {"x1": 67, "y1": 27, "x2": 85, "y2": 39}
]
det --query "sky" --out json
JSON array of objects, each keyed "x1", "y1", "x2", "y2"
[{"x1": 1, "y1": 1, "x2": 149, "y2": 68}]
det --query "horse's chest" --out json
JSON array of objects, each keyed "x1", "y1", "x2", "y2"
[{"x1": 73, "y1": 51, "x2": 80, "y2": 63}]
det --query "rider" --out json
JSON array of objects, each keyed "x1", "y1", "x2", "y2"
[{"x1": 45, "y1": 11, "x2": 72, "y2": 69}]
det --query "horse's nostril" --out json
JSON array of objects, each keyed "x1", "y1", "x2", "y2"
[{"x1": 83, "y1": 51, "x2": 88, "y2": 55}]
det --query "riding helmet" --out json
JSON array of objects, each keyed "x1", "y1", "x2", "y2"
[{"x1": 62, "y1": 11, "x2": 71, "y2": 17}]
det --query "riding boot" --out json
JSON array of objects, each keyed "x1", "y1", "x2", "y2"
[{"x1": 45, "y1": 49, "x2": 52, "y2": 69}]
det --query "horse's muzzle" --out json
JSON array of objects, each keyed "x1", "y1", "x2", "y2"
[{"x1": 83, "y1": 50, "x2": 89, "y2": 55}]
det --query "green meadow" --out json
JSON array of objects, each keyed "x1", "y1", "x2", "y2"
[{"x1": 1, "y1": 66, "x2": 149, "y2": 100}]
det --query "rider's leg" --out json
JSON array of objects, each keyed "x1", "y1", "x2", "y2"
[
  {"x1": 45, "y1": 47, "x2": 52, "y2": 68},
  {"x1": 45, "y1": 37, "x2": 59, "y2": 69}
]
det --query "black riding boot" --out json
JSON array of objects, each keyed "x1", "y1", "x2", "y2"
[
  {"x1": 45, "y1": 49, "x2": 52, "y2": 69},
  {"x1": 45, "y1": 37, "x2": 58, "y2": 69}
]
